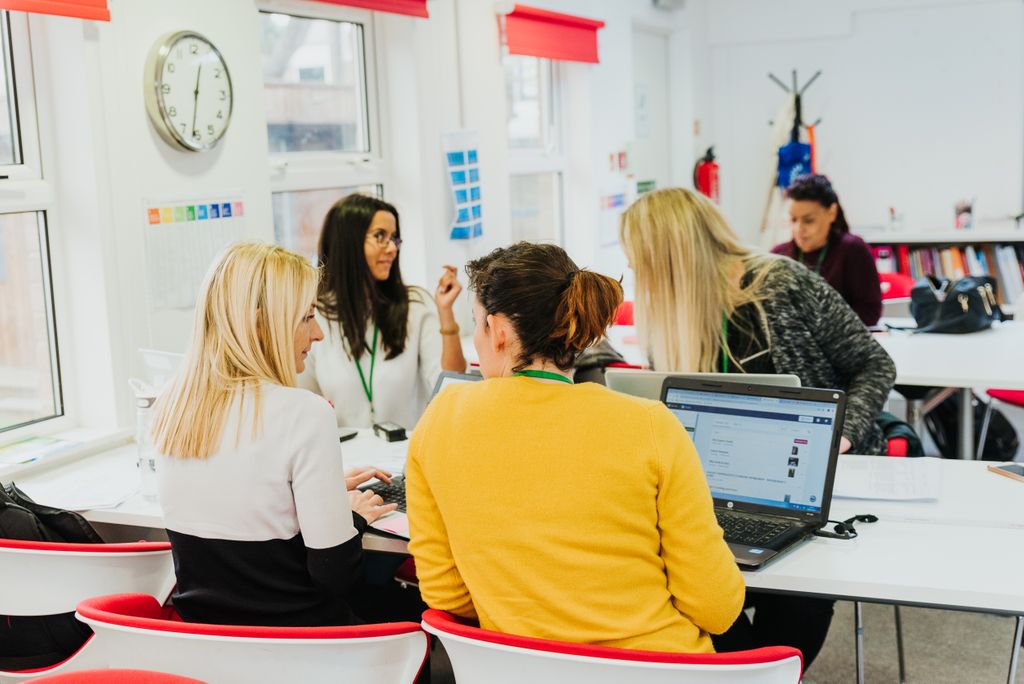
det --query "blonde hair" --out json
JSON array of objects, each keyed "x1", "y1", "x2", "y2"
[
  {"x1": 152, "y1": 242, "x2": 320, "y2": 459},
  {"x1": 619, "y1": 188, "x2": 780, "y2": 373}
]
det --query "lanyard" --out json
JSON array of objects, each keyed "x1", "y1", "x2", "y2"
[
  {"x1": 513, "y1": 369, "x2": 574, "y2": 384},
  {"x1": 355, "y1": 325, "x2": 379, "y2": 417},
  {"x1": 796, "y1": 241, "x2": 829, "y2": 274},
  {"x1": 721, "y1": 313, "x2": 729, "y2": 373}
]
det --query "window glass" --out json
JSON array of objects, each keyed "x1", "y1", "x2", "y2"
[
  {"x1": 0, "y1": 13, "x2": 21, "y2": 166},
  {"x1": 261, "y1": 12, "x2": 369, "y2": 154},
  {"x1": 0, "y1": 212, "x2": 60, "y2": 433},
  {"x1": 510, "y1": 173, "x2": 562, "y2": 244},
  {"x1": 505, "y1": 55, "x2": 557, "y2": 151},
  {"x1": 272, "y1": 185, "x2": 383, "y2": 261}
]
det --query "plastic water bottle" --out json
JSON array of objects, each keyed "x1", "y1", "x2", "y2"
[{"x1": 130, "y1": 381, "x2": 160, "y2": 502}]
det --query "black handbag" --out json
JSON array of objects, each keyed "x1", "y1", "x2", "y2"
[{"x1": 909, "y1": 275, "x2": 1003, "y2": 334}]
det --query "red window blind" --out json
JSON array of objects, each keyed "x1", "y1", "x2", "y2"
[
  {"x1": 504, "y1": 4, "x2": 605, "y2": 64},
  {"x1": 311, "y1": 0, "x2": 428, "y2": 19},
  {"x1": 0, "y1": 0, "x2": 109, "y2": 21}
]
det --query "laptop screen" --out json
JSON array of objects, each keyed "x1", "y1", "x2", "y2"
[
  {"x1": 430, "y1": 371, "x2": 482, "y2": 399},
  {"x1": 663, "y1": 387, "x2": 838, "y2": 513}
]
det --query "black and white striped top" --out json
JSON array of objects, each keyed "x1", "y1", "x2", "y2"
[{"x1": 157, "y1": 383, "x2": 366, "y2": 626}]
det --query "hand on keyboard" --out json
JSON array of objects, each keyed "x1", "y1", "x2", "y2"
[
  {"x1": 345, "y1": 466, "x2": 394, "y2": 491},
  {"x1": 349, "y1": 488, "x2": 398, "y2": 523}
]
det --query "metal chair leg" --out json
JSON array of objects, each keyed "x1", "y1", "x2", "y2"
[
  {"x1": 855, "y1": 601, "x2": 865, "y2": 684},
  {"x1": 1007, "y1": 615, "x2": 1023, "y2": 684},
  {"x1": 895, "y1": 605, "x2": 907, "y2": 684},
  {"x1": 977, "y1": 399, "x2": 995, "y2": 460}
]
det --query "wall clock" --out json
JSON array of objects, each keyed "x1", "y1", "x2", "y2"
[{"x1": 144, "y1": 31, "x2": 233, "y2": 152}]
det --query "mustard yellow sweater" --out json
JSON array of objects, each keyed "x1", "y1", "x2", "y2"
[{"x1": 406, "y1": 376, "x2": 744, "y2": 653}]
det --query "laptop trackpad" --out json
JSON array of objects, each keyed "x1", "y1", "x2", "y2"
[{"x1": 729, "y1": 543, "x2": 778, "y2": 570}]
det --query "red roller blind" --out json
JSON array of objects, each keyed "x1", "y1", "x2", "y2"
[
  {"x1": 0, "y1": 0, "x2": 109, "y2": 21},
  {"x1": 312, "y1": 0, "x2": 428, "y2": 18},
  {"x1": 504, "y1": 4, "x2": 605, "y2": 64}
]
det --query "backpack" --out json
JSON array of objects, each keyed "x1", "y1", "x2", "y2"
[
  {"x1": 923, "y1": 393, "x2": 1019, "y2": 460},
  {"x1": 0, "y1": 483, "x2": 102, "y2": 671},
  {"x1": 875, "y1": 411, "x2": 925, "y2": 457}
]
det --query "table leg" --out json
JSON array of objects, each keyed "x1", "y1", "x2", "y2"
[
  {"x1": 855, "y1": 601, "x2": 865, "y2": 684},
  {"x1": 1008, "y1": 615, "x2": 1023, "y2": 684},
  {"x1": 895, "y1": 605, "x2": 906, "y2": 684},
  {"x1": 959, "y1": 387, "x2": 975, "y2": 460}
]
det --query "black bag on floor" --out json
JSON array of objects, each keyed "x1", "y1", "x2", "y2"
[
  {"x1": 0, "y1": 483, "x2": 101, "y2": 671},
  {"x1": 923, "y1": 392, "x2": 1019, "y2": 460}
]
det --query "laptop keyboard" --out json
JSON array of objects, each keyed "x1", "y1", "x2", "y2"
[
  {"x1": 716, "y1": 511, "x2": 791, "y2": 546},
  {"x1": 361, "y1": 476, "x2": 406, "y2": 513}
]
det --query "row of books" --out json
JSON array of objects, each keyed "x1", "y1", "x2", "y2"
[{"x1": 870, "y1": 243, "x2": 1024, "y2": 305}]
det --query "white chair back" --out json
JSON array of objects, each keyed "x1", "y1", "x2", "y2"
[
  {"x1": 423, "y1": 610, "x2": 802, "y2": 684},
  {"x1": 77, "y1": 594, "x2": 428, "y2": 684}
]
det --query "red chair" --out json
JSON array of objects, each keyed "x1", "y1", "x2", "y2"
[
  {"x1": 76, "y1": 594, "x2": 428, "y2": 684},
  {"x1": 0, "y1": 540, "x2": 174, "y2": 682},
  {"x1": 614, "y1": 300, "x2": 635, "y2": 326},
  {"x1": 422, "y1": 609, "x2": 802, "y2": 683},
  {"x1": 878, "y1": 272, "x2": 914, "y2": 299},
  {"x1": 31, "y1": 670, "x2": 203, "y2": 683}
]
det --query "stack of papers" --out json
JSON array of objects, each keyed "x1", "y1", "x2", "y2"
[{"x1": 833, "y1": 457, "x2": 942, "y2": 501}]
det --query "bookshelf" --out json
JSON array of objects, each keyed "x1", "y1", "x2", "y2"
[{"x1": 858, "y1": 230, "x2": 1024, "y2": 306}]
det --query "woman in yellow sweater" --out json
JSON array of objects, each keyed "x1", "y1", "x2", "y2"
[{"x1": 406, "y1": 242, "x2": 744, "y2": 653}]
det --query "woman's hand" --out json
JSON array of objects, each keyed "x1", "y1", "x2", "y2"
[
  {"x1": 435, "y1": 265, "x2": 462, "y2": 312},
  {"x1": 839, "y1": 436, "x2": 853, "y2": 454},
  {"x1": 345, "y1": 466, "x2": 393, "y2": 491},
  {"x1": 349, "y1": 488, "x2": 398, "y2": 523}
]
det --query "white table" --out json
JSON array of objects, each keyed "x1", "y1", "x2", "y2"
[
  {"x1": 10, "y1": 448, "x2": 1024, "y2": 682},
  {"x1": 875, "y1": 320, "x2": 1024, "y2": 459},
  {"x1": 6, "y1": 430, "x2": 412, "y2": 554}
]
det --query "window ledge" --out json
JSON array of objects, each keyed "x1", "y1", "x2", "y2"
[{"x1": 0, "y1": 427, "x2": 132, "y2": 484}]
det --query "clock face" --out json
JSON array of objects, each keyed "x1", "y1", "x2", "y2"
[{"x1": 145, "y1": 31, "x2": 233, "y2": 152}]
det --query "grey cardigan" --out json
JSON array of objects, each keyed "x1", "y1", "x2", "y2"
[{"x1": 750, "y1": 257, "x2": 896, "y2": 455}]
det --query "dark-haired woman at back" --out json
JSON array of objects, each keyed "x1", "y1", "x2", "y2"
[
  {"x1": 406, "y1": 242, "x2": 744, "y2": 653},
  {"x1": 772, "y1": 174, "x2": 882, "y2": 326},
  {"x1": 298, "y1": 194, "x2": 467, "y2": 428}
]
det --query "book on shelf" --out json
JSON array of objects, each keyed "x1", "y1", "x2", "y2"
[{"x1": 871, "y1": 242, "x2": 1024, "y2": 305}]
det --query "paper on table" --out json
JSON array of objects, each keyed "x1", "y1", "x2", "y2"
[
  {"x1": 15, "y1": 461, "x2": 139, "y2": 512},
  {"x1": 833, "y1": 457, "x2": 941, "y2": 501},
  {"x1": 341, "y1": 431, "x2": 409, "y2": 475}
]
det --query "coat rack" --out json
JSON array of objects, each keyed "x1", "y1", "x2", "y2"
[{"x1": 768, "y1": 69, "x2": 822, "y2": 141}]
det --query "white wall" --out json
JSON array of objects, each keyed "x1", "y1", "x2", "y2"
[{"x1": 694, "y1": 0, "x2": 1024, "y2": 243}]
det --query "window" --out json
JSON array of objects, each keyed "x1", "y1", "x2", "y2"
[
  {"x1": 0, "y1": 12, "x2": 59, "y2": 435},
  {"x1": 0, "y1": 212, "x2": 60, "y2": 433},
  {"x1": 261, "y1": 12, "x2": 370, "y2": 154},
  {"x1": 505, "y1": 54, "x2": 565, "y2": 243},
  {"x1": 260, "y1": 4, "x2": 388, "y2": 255},
  {"x1": 272, "y1": 184, "x2": 382, "y2": 261},
  {"x1": 505, "y1": 55, "x2": 558, "y2": 153},
  {"x1": 510, "y1": 173, "x2": 563, "y2": 243}
]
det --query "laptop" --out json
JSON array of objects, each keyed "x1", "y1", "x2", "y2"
[
  {"x1": 606, "y1": 369, "x2": 800, "y2": 401},
  {"x1": 430, "y1": 370, "x2": 483, "y2": 399},
  {"x1": 362, "y1": 370, "x2": 483, "y2": 539},
  {"x1": 660, "y1": 377, "x2": 845, "y2": 570}
]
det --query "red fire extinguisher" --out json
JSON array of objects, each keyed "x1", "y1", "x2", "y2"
[{"x1": 693, "y1": 147, "x2": 720, "y2": 204}]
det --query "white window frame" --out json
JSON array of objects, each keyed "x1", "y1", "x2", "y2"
[
  {"x1": 0, "y1": 12, "x2": 75, "y2": 439},
  {"x1": 258, "y1": 0, "x2": 389, "y2": 195},
  {"x1": 506, "y1": 54, "x2": 567, "y2": 244}
]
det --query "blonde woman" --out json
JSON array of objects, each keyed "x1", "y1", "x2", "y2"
[
  {"x1": 620, "y1": 188, "x2": 896, "y2": 666},
  {"x1": 151, "y1": 242, "x2": 397, "y2": 627}
]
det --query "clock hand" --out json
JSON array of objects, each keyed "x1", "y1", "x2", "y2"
[{"x1": 191, "y1": 64, "x2": 203, "y2": 137}]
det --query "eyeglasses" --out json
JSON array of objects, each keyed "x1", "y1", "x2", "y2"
[{"x1": 367, "y1": 230, "x2": 402, "y2": 250}]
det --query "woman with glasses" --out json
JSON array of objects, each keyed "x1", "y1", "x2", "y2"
[{"x1": 298, "y1": 193, "x2": 467, "y2": 428}]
